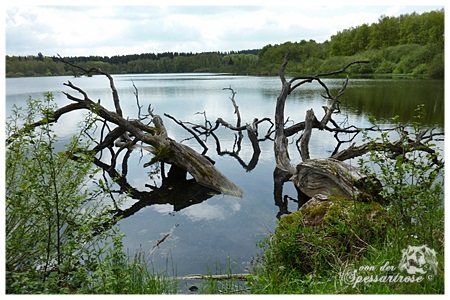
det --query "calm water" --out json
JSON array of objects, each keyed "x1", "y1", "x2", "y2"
[{"x1": 5, "y1": 74, "x2": 444, "y2": 276}]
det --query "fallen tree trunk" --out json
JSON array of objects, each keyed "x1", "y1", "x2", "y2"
[
  {"x1": 6, "y1": 65, "x2": 243, "y2": 198},
  {"x1": 155, "y1": 138, "x2": 243, "y2": 197},
  {"x1": 291, "y1": 158, "x2": 382, "y2": 202},
  {"x1": 63, "y1": 79, "x2": 243, "y2": 197},
  {"x1": 174, "y1": 273, "x2": 249, "y2": 281}
]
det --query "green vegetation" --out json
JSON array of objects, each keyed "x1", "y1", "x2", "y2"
[
  {"x1": 5, "y1": 50, "x2": 260, "y2": 77},
  {"x1": 257, "y1": 9, "x2": 444, "y2": 78},
  {"x1": 5, "y1": 94, "x2": 178, "y2": 294},
  {"x1": 245, "y1": 106, "x2": 444, "y2": 294},
  {"x1": 6, "y1": 9, "x2": 444, "y2": 78}
]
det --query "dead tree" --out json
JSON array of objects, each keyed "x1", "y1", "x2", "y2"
[
  {"x1": 6, "y1": 54, "x2": 443, "y2": 222},
  {"x1": 166, "y1": 86, "x2": 273, "y2": 172},
  {"x1": 272, "y1": 50, "x2": 443, "y2": 218},
  {"x1": 6, "y1": 59, "x2": 243, "y2": 198}
]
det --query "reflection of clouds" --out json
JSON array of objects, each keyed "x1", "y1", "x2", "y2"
[
  {"x1": 180, "y1": 198, "x2": 241, "y2": 222},
  {"x1": 7, "y1": 99, "x2": 89, "y2": 140},
  {"x1": 116, "y1": 199, "x2": 134, "y2": 211},
  {"x1": 127, "y1": 167, "x2": 161, "y2": 190},
  {"x1": 182, "y1": 203, "x2": 226, "y2": 221},
  {"x1": 138, "y1": 228, "x2": 148, "y2": 236},
  {"x1": 151, "y1": 197, "x2": 242, "y2": 222},
  {"x1": 152, "y1": 204, "x2": 174, "y2": 214}
]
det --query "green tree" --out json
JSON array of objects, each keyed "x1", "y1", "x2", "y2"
[{"x1": 352, "y1": 23, "x2": 371, "y2": 52}]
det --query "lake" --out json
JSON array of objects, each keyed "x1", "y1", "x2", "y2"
[{"x1": 5, "y1": 74, "x2": 444, "y2": 277}]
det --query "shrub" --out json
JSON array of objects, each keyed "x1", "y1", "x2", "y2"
[
  {"x1": 5, "y1": 93, "x2": 114, "y2": 293},
  {"x1": 6, "y1": 93, "x2": 179, "y2": 294},
  {"x1": 359, "y1": 106, "x2": 444, "y2": 253},
  {"x1": 427, "y1": 53, "x2": 445, "y2": 79}
]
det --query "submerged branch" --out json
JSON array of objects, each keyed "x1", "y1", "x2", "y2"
[{"x1": 174, "y1": 273, "x2": 250, "y2": 281}]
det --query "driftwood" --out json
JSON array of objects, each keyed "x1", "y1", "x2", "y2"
[
  {"x1": 271, "y1": 51, "x2": 372, "y2": 216},
  {"x1": 63, "y1": 80, "x2": 243, "y2": 197},
  {"x1": 291, "y1": 158, "x2": 381, "y2": 201},
  {"x1": 165, "y1": 87, "x2": 273, "y2": 172},
  {"x1": 274, "y1": 50, "x2": 370, "y2": 176},
  {"x1": 6, "y1": 60, "x2": 243, "y2": 198}
]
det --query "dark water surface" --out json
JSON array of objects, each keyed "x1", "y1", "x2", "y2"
[{"x1": 5, "y1": 74, "x2": 444, "y2": 276}]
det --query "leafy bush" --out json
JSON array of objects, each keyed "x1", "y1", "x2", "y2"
[
  {"x1": 5, "y1": 93, "x2": 178, "y2": 294},
  {"x1": 427, "y1": 53, "x2": 445, "y2": 79},
  {"x1": 6, "y1": 94, "x2": 111, "y2": 293},
  {"x1": 360, "y1": 106, "x2": 444, "y2": 252},
  {"x1": 375, "y1": 61, "x2": 396, "y2": 74}
]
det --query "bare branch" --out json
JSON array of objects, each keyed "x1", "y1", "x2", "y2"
[
  {"x1": 314, "y1": 60, "x2": 370, "y2": 77},
  {"x1": 223, "y1": 86, "x2": 241, "y2": 127},
  {"x1": 6, "y1": 102, "x2": 86, "y2": 145},
  {"x1": 164, "y1": 113, "x2": 209, "y2": 154},
  {"x1": 300, "y1": 109, "x2": 316, "y2": 162},
  {"x1": 274, "y1": 51, "x2": 296, "y2": 174},
  {"x1": 58, "y1": 55, "x2": 123, "y2": 117},
  {"x1": 331, "y1": 140, "x2": 444, "y2": 169}
]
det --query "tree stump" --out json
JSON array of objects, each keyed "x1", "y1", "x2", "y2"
[{"x1": 291, "y1": 158, "x2": 382, "y2": 202}]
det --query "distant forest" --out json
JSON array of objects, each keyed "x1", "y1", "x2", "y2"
[{"x1": 6, "y1": 9, "x2": 444, "y2": 79}]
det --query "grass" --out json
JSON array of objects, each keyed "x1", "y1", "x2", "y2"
[
  {"x1": 48, "y1": 217, "x2": 440, "y2": 295},
  {"x1": 241, "y1": 212, "x2": 444, "y2": 294}
]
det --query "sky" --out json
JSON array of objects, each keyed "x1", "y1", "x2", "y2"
[{"x1": 3, "y1": 1, "x2": 447, "y2": 57}]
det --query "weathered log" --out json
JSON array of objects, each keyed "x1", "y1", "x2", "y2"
[
  {"x1": 155, "y1": 138, "x2": 243, "y2": 197},
  {"x1": 300, "y1": 109, "x2": 315, "y2": 162},
  {"x1": 8, "y1": 75, "x2": 244, "y2": 198},
  {"x1": 274, "y1": 51, "x2": 296, "y2": 174},
  {"x1": 174, "y1": 273, "x2": 249, "y2": 281},
  {"x1": 291, "y1": 158, "x2": 381, "y2": 201}
]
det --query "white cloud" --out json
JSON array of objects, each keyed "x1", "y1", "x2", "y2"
[{"x1": 5, "y1": 4, "x2": 444, "y2": 56}]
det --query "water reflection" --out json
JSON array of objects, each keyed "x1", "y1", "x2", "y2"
[
  {"x1": 343, "y1": 79, "x2": 444, "y2": 126},
  {"x1": 5, "y1": 74, "x2": 444, "y2": 276},
  {"x1": 180, "y1": 200, "x2": 242, "y2": 222},
  {"x1": 95, "y1": 157, "x2": 220, "y2": 229}
]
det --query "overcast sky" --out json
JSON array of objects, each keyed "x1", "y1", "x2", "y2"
[{"x1": 4, "y1": 1, "x2": 446, "y2": 57}]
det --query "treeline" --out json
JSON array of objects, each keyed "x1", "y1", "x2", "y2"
[
  {"x1": 258, "y1": 9, "x2": 444, "y2": 78},
  {"x1": 5, "y1": 9, "x2": 444, "y2": 78},
  {"x1": 5, "y1": 50, "x2": 260, "y2": 77}
]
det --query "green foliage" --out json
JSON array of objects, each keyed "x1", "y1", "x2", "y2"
[
  {"x1": 248, "y1": 197, "x2": 389, "y2": 294},
  {"x1": 5, "y1": 94, "x2": 178, "y2": 294},
  {"x1": 259, "y1": 42, "x2": 443, "y2": 77},
  {"x1": 360, "y1": 105, "x2": 444, "y2": 252},
  {"x1": 6, "y1": 93, "x2": 109, "y2": 293},
  {"x1": 248, "y1": 106, "x2": 444, "y2": 294},
  {"x1": 330, "y1": 9, "x2": 444, "y2": 55},
  {"x1": 83, "y1": 234, "x2": 178, "y2": 294},
  {"x1": 254, "y1": 9, "x2": 444, "y2": 77},
  {"x1": 6, "y1": 50, "x2": 260, "y2": 77},
  {"x1": 196, "y1": 258, "x2": 249, "y2": 294},
  {"x1": 427, "y1": 52, "x2": 445, "y2": 79}
]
